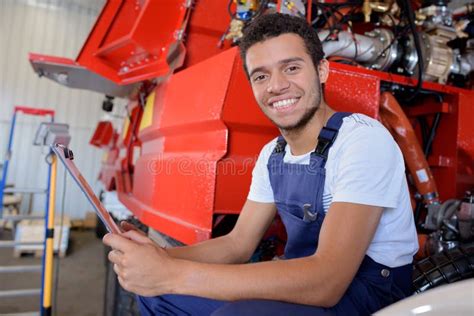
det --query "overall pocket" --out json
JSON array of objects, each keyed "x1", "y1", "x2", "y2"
[{"x1": 276, "y1": 201, "x2": 325, "y2": 259}]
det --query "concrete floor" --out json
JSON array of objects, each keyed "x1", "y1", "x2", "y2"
[{"x1": 0, "y1": 229, "x2": 105, "y2": 315}]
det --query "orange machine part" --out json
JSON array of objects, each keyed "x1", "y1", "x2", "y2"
[
  {"x1": 379, "y1": 92, "x2": 439, "y2": 204},
  {"x1": 90, "y1": 121, "x2": 114, "y2": 148}
]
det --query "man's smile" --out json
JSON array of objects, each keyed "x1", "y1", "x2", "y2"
[{"x1": 267, "y1": 96, "x2": 301, "y2": 113}]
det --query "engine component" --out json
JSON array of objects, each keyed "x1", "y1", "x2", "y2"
[
  {"x1": 319, "y1": 28, "x2": 398, "y2": 70},
  {"x1": 402, "y1": 26, "x2": 456, "y2": 83},
  {"x1": 458, "y1": 191, "x2": 474, "y2": 241},
  {"x1": 452, "y1": 2, "x2": 474, "y2": 17},
  {"x1": 454, "y1": 38, "x2": 474, "y2": 77},
  {"x1": 379, "y1": 92, "x2": 440, "y2": 206},
  {"x1": 424, "y1": 199, "x2": 461, "y2": 230},
  {"x1": 279, "y1": 0, "x2": 305, "y2": 17},
  {"x1": 224, "y1": 0, "x2": 269, "y2": 43},
  {"x1": 417, "y1": 3, "x2": 454, "y2": 27},
  {"x1": 102, "y1": 95, "x2": 115, "y2": 113},
  {"x1": 315, "y1": 1, "x2": 473, "y2": 85}
]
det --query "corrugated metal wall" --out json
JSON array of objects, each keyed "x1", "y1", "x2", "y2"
[{"x1": 0, "y1": 0, "x2": 117, "y2": 219}]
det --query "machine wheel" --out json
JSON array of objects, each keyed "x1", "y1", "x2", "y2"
[
  {"x1": 413, "y1": 242, "x2": 474, "y2": 293},
  {"x1": 103, "y1": 246, "x2": 140, "y2": 316}
]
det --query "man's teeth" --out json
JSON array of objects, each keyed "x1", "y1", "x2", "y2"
[{"x1": 272, "y1": 98, "x2": 297, "y2": 108}]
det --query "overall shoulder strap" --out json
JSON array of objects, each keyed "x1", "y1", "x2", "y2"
[
  {"x1": 313, "y1": 112, "x2": 352, "y2": 161},
  {"x1": 272, "y1": 135, "x2": 287, "y2": 154}
]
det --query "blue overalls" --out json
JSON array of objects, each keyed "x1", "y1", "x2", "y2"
[{"x1": 137, "y1": 112, "x2": 413, "y2": 315}]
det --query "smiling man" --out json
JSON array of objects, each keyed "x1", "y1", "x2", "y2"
[{"x1": 103, "y1": 13, "x2": 418, "y2": 315}]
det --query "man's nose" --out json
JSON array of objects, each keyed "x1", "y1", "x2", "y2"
[{"x1": 266, "y1": 73, "x2": 290, "y2": 94}]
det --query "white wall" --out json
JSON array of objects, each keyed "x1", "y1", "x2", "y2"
[{"x1": 0, "y1": 0, "x2": 118, "y2": 219}]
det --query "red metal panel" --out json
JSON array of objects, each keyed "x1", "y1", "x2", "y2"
[
  {"x1": 454, "y1": 93, "x2": 474, "y2": 197},
  {"x1": 76, "y1": 0, "x2": 188, "y2": 84},
  {"x1": 427, "y1": 94, "x2": 460, "y2": 200},
  {"x1": 99, "y1": 148, "x2": 120, "y2": 191},
  {"x1": 328, "y1": 62, "x2": 467, "y2": 95},
  {"x1": 14, "y1": 106, "x2": 54, "y2": 117},
  {"x1": 28, "y1": 54, "x2": 75, "y2": 66},
  {"x1": 121, "y1": 49, "x2": 239, "y2": 244},
  {"x1": 90, "y1": 121, "x2": 114, "y2": 147},
  {"x1": 215, "y1": 50, "x2": 279, "y2": 214},
  {"x1": 180, "y1": 0, "x2": 232, "y2": 68},
  {"x1": 325, "y1": 63, "x2": 380, "y2": 118}
]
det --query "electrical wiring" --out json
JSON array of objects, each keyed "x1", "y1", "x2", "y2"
[{"x1": 400, "y1": 0, "x2": 424, "y2": 102}]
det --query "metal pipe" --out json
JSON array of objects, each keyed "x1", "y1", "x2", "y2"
[
  {"x1": 41, "y1": 153, "x2": 56, "y2": 316},
  {"x1": 0, "y1": 289, "x2": 41, "y2": 298},
  {"x1": 0, "y1": 111, "x2": 18, "y2": 219},
  {"x1": 2, "y1": 215, "x2": 45, "y2": 221},
  {"x1": 0, "y1": 265, "x2": 42, "y2": 273},
  {"x1": 0, "y1": 241, "x2": 44, "y2": 248},
  {"x1": 319, "y1": 30, "x2": 382, "y2": 63},
  {"x1": 318, "y1": 29, "x2": 396, "y2": 65},
  {"x1": 3, "y1": 187, "x2": 47, "y2": 194}
]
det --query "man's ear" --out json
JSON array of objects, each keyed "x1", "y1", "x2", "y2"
[{"x1": 318, "y1": 59, "x2": 330, "y2": 84}]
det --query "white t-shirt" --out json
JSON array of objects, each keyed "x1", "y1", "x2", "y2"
[{"x1": 248, "y1": 113, "x2": 419, "y2": 268}]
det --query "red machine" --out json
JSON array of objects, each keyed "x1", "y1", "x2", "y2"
[{"x1": 29, "y1": 0, "x2": 473, "y2": 264}]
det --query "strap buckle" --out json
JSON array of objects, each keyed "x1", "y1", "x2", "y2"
[
  {"x1": 314, "y1": 126, "x2": 339, "y2": 159},
  {"x1": 273, "y1": 137, "x2": 287, "y2": 154}
]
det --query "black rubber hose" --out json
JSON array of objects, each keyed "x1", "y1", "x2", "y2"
[
  {"x1": 401, "y1": 0, "x2": 424, "y2": 102},
  {"x1": 424, "y1": 113, "x2": 441, "y2": 157},
  {"x1": 413, "y1": 242, "x2": 474, "y2": 293},
  {"x1": 414, "y1": 200, "x2": 424, "y2": 228},
  {"x1": 418, "y1": 116, "x2": 429, "y2": 149}
]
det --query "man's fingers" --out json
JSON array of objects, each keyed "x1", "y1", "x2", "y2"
[
  {"x1": 113, "y1": 263, "x2": 121, "y2": 276},
  {"x1": 108, "y1": 249, "x2": 123, "y2": 264},
  {"x1": 122, "y1": 230, "x2": 152, "y2": 244},
  {"x1": 120, "y1": 221, "x2": 138, "y2": 232},
  {"x1": 121, "y1": 221, "x2": 147, "y2": 236},
  {"x1": 103, "y1": 233, "x2": 136, "y2": 252}
]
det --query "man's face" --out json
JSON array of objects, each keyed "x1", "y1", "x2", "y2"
[{"x1": 245, "y1": 33, "x2": 327, "y2": 131}]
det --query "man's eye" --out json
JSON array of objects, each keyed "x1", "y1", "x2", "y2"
[
  {"x1": 285, "y1": 66, "x2": 300, "y2": 73},
  {"x1": 253, "y1": 74, "x2": 266, "y2": 82}
]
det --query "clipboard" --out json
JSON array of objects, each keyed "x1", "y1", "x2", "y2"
[{"x1": 51, "y1": 143, "x2": 122, "y2": 234}]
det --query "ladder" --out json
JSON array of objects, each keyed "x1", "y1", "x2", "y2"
[{"x1": 0, "y1": 106, "x2": 55, "y2": 316}]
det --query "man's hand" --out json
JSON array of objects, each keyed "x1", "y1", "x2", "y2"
[
  {"x1": 103, "y1": 231, "x2": 180, "y2": 297},
  {"x1": 120, "y1": 221, "x2": 146, "y2": 236}
]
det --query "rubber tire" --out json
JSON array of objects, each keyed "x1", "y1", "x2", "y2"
[{"x1": 413, "y1": 242, "x2": 474, "y2": 293}]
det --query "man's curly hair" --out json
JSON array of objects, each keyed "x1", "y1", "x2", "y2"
[{"x1": 239, "y1": 13, "x2": 325, "y2": 77}]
